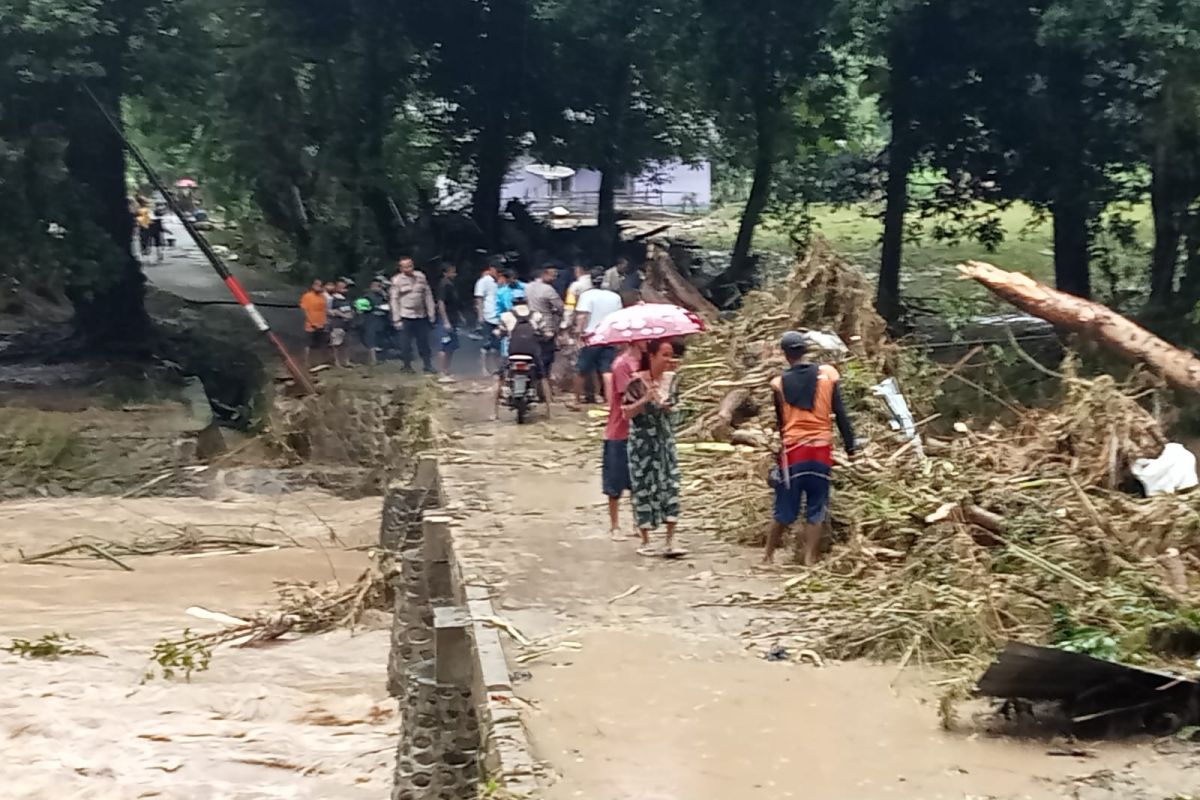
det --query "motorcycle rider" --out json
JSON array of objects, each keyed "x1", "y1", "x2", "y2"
[{"x1": 493, "y1": 293, "x2": 552, "y2": 421}]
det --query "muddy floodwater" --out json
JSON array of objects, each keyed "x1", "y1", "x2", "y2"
[
  {"x1": 0, "y1": 494, "x2": 395, "y2": 800},
  {"x1": 523, "y1": 631, "x2": 1198, "y2": 800}
]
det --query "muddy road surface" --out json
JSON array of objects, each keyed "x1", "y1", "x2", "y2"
[{"x1": 441, "y1": 384, "x2": 1200, "y2": 800}]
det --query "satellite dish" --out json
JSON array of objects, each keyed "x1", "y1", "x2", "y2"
[{"x1": 524, "y1": 164, "x2": 576, "y2": 180}]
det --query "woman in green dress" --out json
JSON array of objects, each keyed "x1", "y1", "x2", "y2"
[{"x1": 622, "y1": 337, "x2": 686, "y2": 556}]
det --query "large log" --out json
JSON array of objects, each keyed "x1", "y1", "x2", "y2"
[
  {"x1": 642, "y1": 242, "x2": 720, "y2": 322},
  {"x1": 959, "y1": 261, "x2": 1200, "y2": 395}
]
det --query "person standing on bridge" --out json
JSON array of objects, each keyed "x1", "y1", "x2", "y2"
[
  {"x1": 328, "y1": 277, "x2": 355, "y2": 368},
  {"x1": 356, "y1": 276, "x2": 388, "y2": 367},
  {"x1": 437, "y1": 262, "x2": 463, "y2": 382},
  {"x1": 525, "y1": 264, "x2": 564, "y2": 387},
  {"x1": 602, "y1": 337, "x2": 645, "y2": 541},
  {"x1": 763, "y1": 331, "x2": 858, "y2": 566},
  {"x1": 622, "y1": 337, "x2": 686, "y2": 556},
  {"x1": 474, "y1": 262, "x2": 501, "y2": 375},
  {"x1": 572, "y1": 269, "x2": 622, "y2": 407},
  {"x1": 299, "y1": 279, "x2": 329, "y2": 370},
  {"x1": 390, "y1": 257, "x2": 436, "y2": 374}
]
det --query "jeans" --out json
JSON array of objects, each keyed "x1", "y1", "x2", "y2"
[{"x1": 398, "y1": 317, "x2": 434, "y2": 371}]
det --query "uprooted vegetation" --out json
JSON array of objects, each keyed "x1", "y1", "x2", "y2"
[{"x1": 677, "y1": 236, "x2": 1200, "y2": 679}]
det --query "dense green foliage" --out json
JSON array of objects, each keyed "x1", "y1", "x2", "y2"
[{"x1": 4, "y1": 0, "x2": 1200, "y2": 338}]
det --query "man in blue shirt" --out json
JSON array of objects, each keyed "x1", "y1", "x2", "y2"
[{"x1": 496, "y1": 269, "x2": 525, "y2": 315}]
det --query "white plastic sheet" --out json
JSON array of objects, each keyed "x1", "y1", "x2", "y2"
[{"x1": 1131, "y1": 443, "x2": 1199, "y2": 496}]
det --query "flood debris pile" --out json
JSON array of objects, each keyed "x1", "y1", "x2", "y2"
[
  {"x1": 679, "y1": 239, "x2": 1200, "y2": 674},
  {"x1": 168, "y1": 560, "x2": 395, "y2": 651}
]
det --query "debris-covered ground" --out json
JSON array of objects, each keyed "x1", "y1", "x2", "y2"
[{"x1": 673, "y1": 237, "x2": 1200, "y2": 707}]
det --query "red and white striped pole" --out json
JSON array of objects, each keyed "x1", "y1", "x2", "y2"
[{"x1": 84, "y1": 84, "x2": 316, "y2": 395}]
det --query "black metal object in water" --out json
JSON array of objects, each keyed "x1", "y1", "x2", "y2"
[{"x1": 977, "y1": 641, "x2": 1200, "y2": 737}]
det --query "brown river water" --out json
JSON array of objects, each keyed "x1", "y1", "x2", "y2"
[{"x1": 0, "y1": 494, "x2": 395, "y2": 800}]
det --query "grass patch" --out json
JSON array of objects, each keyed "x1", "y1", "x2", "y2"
[
  {"x1": 690, "y1": 201, "x2": 1153, "y2": 310},
  {"x1": 0, "y1": 411, "x2": 82, "y2": 472}
]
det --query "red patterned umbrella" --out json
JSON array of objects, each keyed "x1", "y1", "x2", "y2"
[{"x1": 583, "y1": 302, "x2": 706, "y2": 346}]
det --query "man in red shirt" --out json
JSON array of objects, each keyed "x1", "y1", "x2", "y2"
[{"x1": 603, "y1": 341, "x2": 644, "y2": 540}]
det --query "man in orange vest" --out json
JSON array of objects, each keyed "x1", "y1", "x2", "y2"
[{"x1": 764, "y1": 331, "x2": 858, "y2": 565}]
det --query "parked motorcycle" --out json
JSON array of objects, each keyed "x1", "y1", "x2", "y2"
[{"x1": 502, "y1": 354, "x2": 540, "y2": 424}]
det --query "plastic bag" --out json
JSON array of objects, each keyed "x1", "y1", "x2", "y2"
[{"x1": 1131, "y1": 443, "x2": 1199, "y2": 496}]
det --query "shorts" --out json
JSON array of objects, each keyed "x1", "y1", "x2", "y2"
[
  {"x1": 773, "y1": 463, "x2": 832, "y2": 525},
  {"x1": 307, "y1": 329, "x2": 328, "y2": 348},
  {"x1": 330, "y1": 327, "x2": 347, "y2": 347},
  {"x1": 438, "y1": 323, "x2": 459, "y2": 353},
  {"x1": 602, "y1": 439, "x2": 631, "y2": 497},
  {"x1": 577, "y1": 344, "x2": 616, "y2": 374},
  {"x1": 481, "y1": 322, "x2": 501, "y2": 351},
  {"x1": 540, "y1": 338, "x2": 557, "y2": 371}
]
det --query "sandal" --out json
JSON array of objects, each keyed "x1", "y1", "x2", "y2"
[
  {"x1": 636, "y1": 546, "x2": 659, "y2": 557},
  {"x1": 609, "y1": 529, "x2": 628, "y2": 542}
]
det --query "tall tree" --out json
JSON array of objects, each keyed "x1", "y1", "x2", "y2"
[
  {"x1": 696, "y1": 0, "x2": 841, "y2": 287},
  {"x1": 0, "y1": 0, "x2": 191, "y2": 346},
  {"x1": 408, "y1": 0, "x2": 548, "y2": 248},
  {"x1": 536, "y1": 0, "x2": 700, "y2": 258}
]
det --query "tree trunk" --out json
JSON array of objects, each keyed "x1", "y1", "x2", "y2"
[
  {"x1": 878, "y1": 120, "x2": 913, "y2": 324},
  {"x1": 960, "y1": 260, "x2": 1200, "y2": 395},
  {"x1": 1046, "y1": 51, "x2": 1091, "y2": 299},
  {"x1": 359, "y1": 12, "x2": 403, "y2": 259},
  {"x1": 1149, "y1": 145, "x2": 1183, "y2": 306},
  {"x1": 64, "y1": 79, "x2": 150, "y2": 349},
  {"x1": 471, "y1": 107, "x2": 508, "y2": 249},
  {"x1": 877, "y1": 33, "x2": 915, "y2": 324},
  {"x1": 642, "y1": 243, "x2": 720, "y2": 320},
  {"x1": 1050, "y1": 193, "x2": 1090, "y2": 298},
  {"x1": 597, "y1": 168, "x2": 618, "y2": 262},
  {"x1": 1181, "y1": 209, "x2": 1200, "y2": 306},
  {"x1": 596, "y1": 51, "x2": 634, "y2": 264},
  {"x1": 730, "y1": 104, "x2": 774, "y2": 289},
  {"x1": 728, "y1": 49, "x2": 777, "y2": 291}
]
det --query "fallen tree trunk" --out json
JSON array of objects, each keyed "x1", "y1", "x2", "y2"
[
  {"x1": 959, "y1": 261, "x2": 1200, "y2": 395},
  {"x1": 642, "y1": 242, "x2": 720, "y2": 322}
]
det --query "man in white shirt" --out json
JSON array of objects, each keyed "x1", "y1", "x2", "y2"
[
  {"x1": 563, "y1": 265, "x2": 595, "y2": 329},
  {"x1": 572, "y1": 271, "x2": 624, "y2": 406},
  {"x1": 473, "y1": 263, "x2": 500, "y2": 375}
]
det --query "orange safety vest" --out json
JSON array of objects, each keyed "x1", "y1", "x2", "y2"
[{"x1": 770, "y1": 364, "x2": 839, "y2": 447}]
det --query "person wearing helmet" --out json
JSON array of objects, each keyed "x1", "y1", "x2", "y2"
[
  {"x1": 494, "y1": 293, "x2": 551, "y2": 421},
  {"x1": 357, "y1": 275, "x2": 390, "y2": 366}
]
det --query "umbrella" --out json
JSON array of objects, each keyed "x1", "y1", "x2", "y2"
[
  {"x1": 524, "y1": 164, "x2": 575, "y2": 181},
  {"x1": 583, "y1": 303, "x2": 706, "y2": 346},
  {"x1": 175, "y1": 178, "x2": 198, "y2": 188}
]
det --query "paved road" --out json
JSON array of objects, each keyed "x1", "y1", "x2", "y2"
[{"x1": 143, "y1": 217, "x2": 489, "y2": 374}]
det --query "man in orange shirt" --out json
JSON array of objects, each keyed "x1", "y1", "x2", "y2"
[
  {"x1": 763, "y1": 331, "x2": 858, "y2": 565},
  {"x1": 299, "y1": 279, "x2": 329, "y2": 370}
]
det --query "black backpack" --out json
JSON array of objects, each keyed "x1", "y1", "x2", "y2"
[{"x1": 508, "y1": 316, "x2": 541, "y2": 357}]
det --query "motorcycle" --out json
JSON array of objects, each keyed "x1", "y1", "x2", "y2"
[{"x1": 502, "y1": 354, "x2": 540, "y2": 424}]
